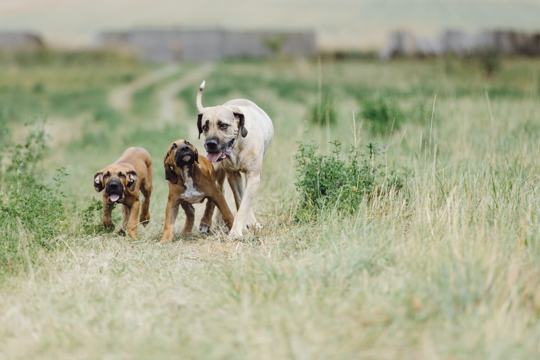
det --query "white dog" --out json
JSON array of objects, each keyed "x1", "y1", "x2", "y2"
[{"x1": 196, "y1": 81, "x2": 274, "y2": 237}]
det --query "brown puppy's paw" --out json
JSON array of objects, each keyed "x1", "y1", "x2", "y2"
[
  {"x1": 139, "y1": 213, "x2": 150, "y2": 227},
  {"x1": 199, "y1": 223, "x2": 210, "y2": 235},
  {"x1": 160, "y1": 230, "x2": 174, "y2": 243}
]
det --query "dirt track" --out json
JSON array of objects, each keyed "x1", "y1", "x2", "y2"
[{"x1": 108, "y1": 64, "x2": 181, "y2": 111}]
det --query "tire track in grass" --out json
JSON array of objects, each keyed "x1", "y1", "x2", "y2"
[
  {"x1": 109, "y1": 64, "x2": 181, "y2": 111},
  {"x1": 157, "y1": 62, "x2": 215, "y2": 138}
]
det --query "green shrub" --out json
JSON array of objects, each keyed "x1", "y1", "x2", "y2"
[
  {"x1": 294, "y1": 140, "x2": 403, "y2": 221},
  {"x1": 361, "y1": 95, "x2": 404, "y2": 135},
  {"x1": 0, "y1": 169, "x2": 67, "y2": 244},
  {"x1": 79, "y1": 197, "x2": 112, "y2": 235},
  {"x1": 0, "y1": 120, "x2": 68, "y2": 269}
]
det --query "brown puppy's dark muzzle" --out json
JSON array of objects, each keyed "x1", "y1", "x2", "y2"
[
  {"x1": 105, "y1": 177, "x2": 124, "y2": 203},
  {"x1": 175, "y1": 145, "x2": 196, "y2": 167}
]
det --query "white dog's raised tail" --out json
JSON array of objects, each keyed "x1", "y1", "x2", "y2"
[{"x1": 197, "y1": 81, "x2": 206, "y2": 112}]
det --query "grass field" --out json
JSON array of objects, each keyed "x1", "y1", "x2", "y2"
[{"x1": 1, "y1": 52, "x2": 540, "y2": 359}]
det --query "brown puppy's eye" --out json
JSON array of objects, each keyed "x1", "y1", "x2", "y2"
[
  {"x1": 220, "y1": 124, "x2": 228, "y2": 130},
  {"x1": 119, "y1": 173, "x2": 126, "y2": 178},
  {"x1": 185, "y1": 141, "x2": 190, "y2": 146},
  {"x1": 171, "y1": 144, "x2": 177, "y2": 150},
  {"x1": 203, "y1": 125, "x2": 208, "y2": 131},
  {"x1": 104, "y1": 172, "x2": 110, "y2": 178}
]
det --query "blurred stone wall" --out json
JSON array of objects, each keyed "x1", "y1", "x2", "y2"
[
  {"x1": 0, "y1": 32, "x2": 44, "y2": 50},
  {"x1": 97, "y1": 28, "x2": 317, "y2": 62},
  {"x1": 381, "y1": 29, "x2": 540, "y2": 59}
]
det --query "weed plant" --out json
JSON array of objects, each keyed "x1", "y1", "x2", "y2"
[
  {"x1": 0, "y1": 121, "x2": 67, "y2": 270},
  {"x1": 80, "y1": 197, "x2": 111, "y2": 236},
  {"x1": 294, "y1": 139, "x2": 403, "y2": 221}
]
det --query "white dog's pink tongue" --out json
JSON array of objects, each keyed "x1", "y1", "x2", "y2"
[
  {"x1": 109, "y1": 194, "x2": 120, "y2": 202},
  {"x1": 206, "y1": 152, "x2": 221, "y2": 163}
]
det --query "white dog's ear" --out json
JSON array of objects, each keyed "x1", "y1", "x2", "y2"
[
  {"x1": 237, "y1": 112, "x2": 248, "y2": 138},
  {"x1": 229, "y1": 107, "x2": 248, "y2": 138},
  {"x1": 197, "y1": 113, "x2": 203, "y2": 139}
]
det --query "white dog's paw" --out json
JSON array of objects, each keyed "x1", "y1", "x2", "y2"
[
  {"x1": 229, "y1": 227, "x2": 243, "y2": 238},
  {"x1": 245, "y1": 222, "x2": 262, "y2": 230},
  {"x1": 199, "y1": 224, "x2": 210, "y2": 235}
]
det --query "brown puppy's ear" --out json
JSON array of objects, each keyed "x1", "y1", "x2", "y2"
[
  {"x1": 164, "y1": 155, "x2": 178, "y2": 184},
  {"x1": 94, "y1": 171, "x2": 104, "y2": 192},
  {"x1": 127, "y1": 171, "x2": 137, "y2": 192},
  {"x1": 197, "y1": 113, "x2": 203, "y2": 139}
]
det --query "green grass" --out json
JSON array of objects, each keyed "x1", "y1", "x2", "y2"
[{"x1": 1, "y1": 55, "x2": 540, "y2": 359}]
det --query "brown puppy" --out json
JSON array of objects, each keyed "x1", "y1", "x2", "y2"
[
  {"x1": 93, "y1": 147, "x2": 153, "y2": 238},
  {"x1": 161, "y1": 139, "x2": 234, "y2": 243}
]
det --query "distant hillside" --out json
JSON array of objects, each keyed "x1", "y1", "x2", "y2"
[{"x1": 0, "y1": 0, "x2": 539, "y2": 49}]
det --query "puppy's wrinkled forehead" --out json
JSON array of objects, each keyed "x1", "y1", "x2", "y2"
[
  {"x1": 202, "y1": 106, "x2": 236, "y2": 125},
  {"x1": 168, "y1": 139, "x2": 187, "y2": 152},
  {"x1": 103, "y1": 164, "x2": 131, "y2": 177},
  {"x1": 168, "y1": 139, "x2": 195, "y2": 152}
]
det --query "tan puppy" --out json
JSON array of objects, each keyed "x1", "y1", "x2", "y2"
[
  {"x1": 93, "y1": 147, "x2": 153, "y2": 238},
  {"x1": 160, "y1": 139, "x2": 234, "y2": 243},
  {"x1": 196, "y1": 81, "x2": 274, "y2": 237}
]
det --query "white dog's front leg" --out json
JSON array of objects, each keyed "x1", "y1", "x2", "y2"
[
  {"x1": 229, "y1": 171, "x2": 260, "y2": 237},
  {"x1": 248, "y1": 207, "x2": 262, "y2": 229}
]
